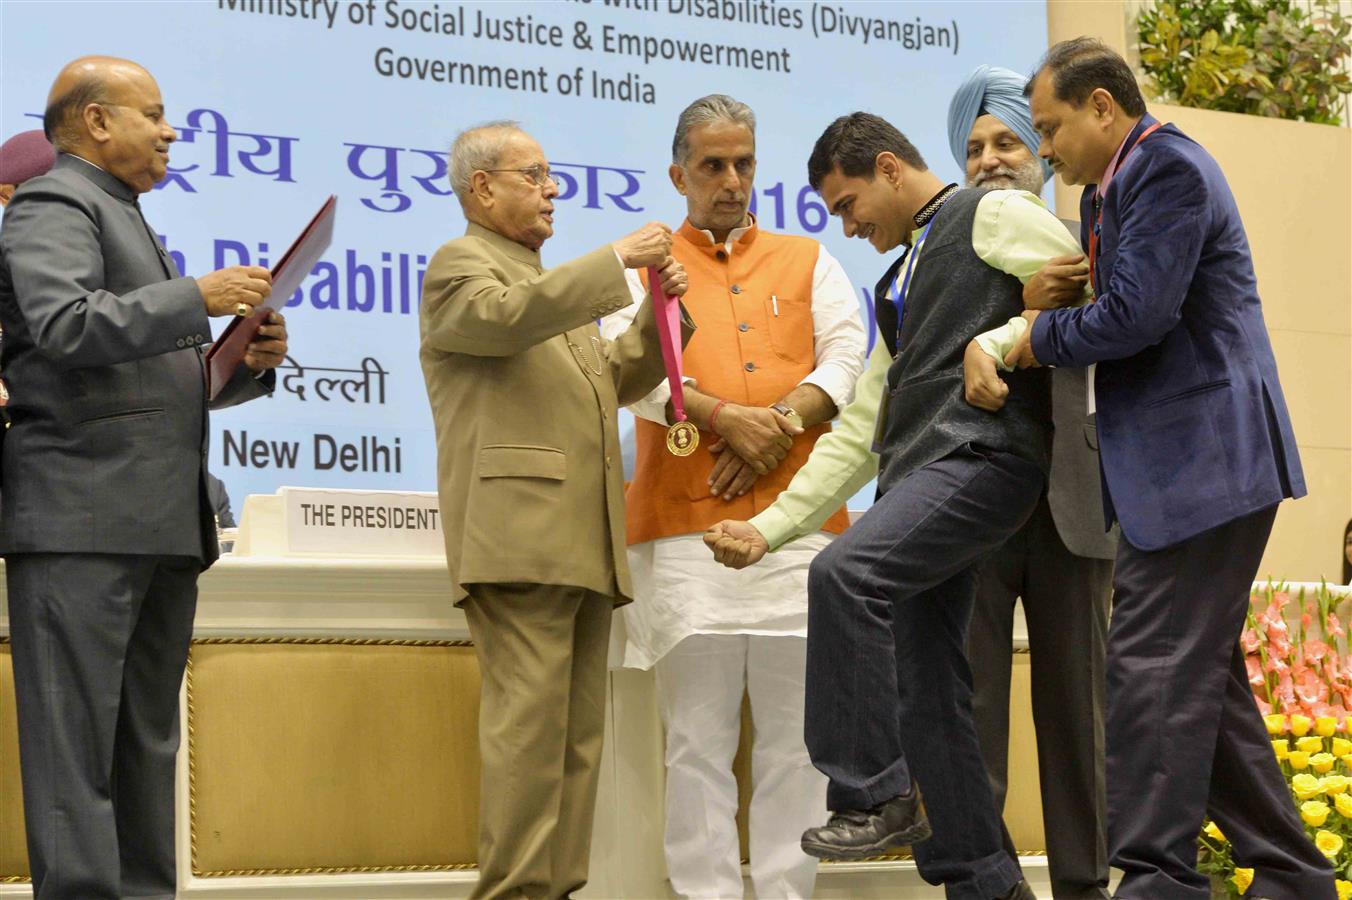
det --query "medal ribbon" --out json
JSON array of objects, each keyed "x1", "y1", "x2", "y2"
[
  {"x1": 1088, "y1": 121, "x2": 1164, "y2": 294},
  {"x1": 647, "y1": 265, "x2": 689, "y2": 424}
]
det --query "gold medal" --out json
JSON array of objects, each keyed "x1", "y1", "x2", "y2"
[{"x1": 666, "y1": 420, "x2": 699, "y2": 456}]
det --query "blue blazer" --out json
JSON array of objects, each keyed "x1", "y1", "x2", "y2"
[{"x1": 1031, "y1": 115, "x2": 1304, "y2": 551}]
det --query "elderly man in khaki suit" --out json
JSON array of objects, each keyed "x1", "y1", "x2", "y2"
[{"x1": 419, "y1": 120, "x2": 690, "y2": 900}]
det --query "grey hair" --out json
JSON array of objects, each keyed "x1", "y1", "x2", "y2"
[
  {"x1": 671, "y1": 94, "x2": 755, "y2": 165},
  {"x1": 449, "y1": 120, "x2": 522, "y2": 203}
]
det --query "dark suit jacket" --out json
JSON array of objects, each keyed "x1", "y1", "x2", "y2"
[
  {"x1": 1031, "y1": 116, "x2": 1304, "y2": 551},
  {"x1": 0, "y1": 155, "x2": 271, "y2": 567},
  {"x1": 1044, "y1": 218, "x2": 1117, "y2": 562}
]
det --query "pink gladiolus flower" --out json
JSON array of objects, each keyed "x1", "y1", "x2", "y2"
[
  {"x1": 1241, "y1": 628, "x2": 1261, "y2": 653},
  {"x1": 1257, "y1": 697, "x2": 1273, "y2": 715},
  {"x1": 1307, "y1": 641, "x2": 1332, "y2": 664},
  {"x1": 1328, "y1": 612, "x2": 1346, "y2": 639},
  {"x1": 1265, "y1": 655, "x2": 1290, "y2": 677},
  {"x1": 1248, "y1": 656, "x2": 1266, "y2": 687},
  {"x1": 1298, "y1": 669, "x2": 1331, "y2": 706}
]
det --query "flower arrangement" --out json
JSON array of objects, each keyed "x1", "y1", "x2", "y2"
[{"x1": 1200, "y1": 581, "x2": 1352, "y2": 897}]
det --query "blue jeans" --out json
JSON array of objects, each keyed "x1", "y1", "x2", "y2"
[{"x1": 804, "y1": 445, "x2": 1043, "y2": 900}]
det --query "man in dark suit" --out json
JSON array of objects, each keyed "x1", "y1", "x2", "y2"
[
  {"x1": 948, "y1": 65, "x2": 1115, "y2": 899},
  {"x1": 1006, "y1": 38, "x2": 1334, "y2": 900},
  {"x1": 0, "y1": 55, "x2": 288, "y2": 899}
]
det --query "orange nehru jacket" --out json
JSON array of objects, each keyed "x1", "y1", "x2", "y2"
[{"x1": 625, "y1": 220, "x2": 851, "y2": 545}]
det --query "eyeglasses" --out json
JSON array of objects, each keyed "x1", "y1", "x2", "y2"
[{"x1": 483, "y1": 165, "x2": 561, "y2": 190}]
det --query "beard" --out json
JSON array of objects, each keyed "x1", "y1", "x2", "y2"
[{"x1": 969, "y1": 155, "x2": 1045, "y2": 195}]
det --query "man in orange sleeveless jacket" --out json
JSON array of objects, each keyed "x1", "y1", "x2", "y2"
[{"x1": 602, "y1": 94, "x2": 866, "y2": 899}]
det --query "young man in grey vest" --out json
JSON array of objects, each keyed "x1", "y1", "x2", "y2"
[{"x1": 704, "y1": 111, "x2": 1093, "y2": 899}]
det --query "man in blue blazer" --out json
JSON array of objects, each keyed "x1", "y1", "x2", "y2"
[
  {"x1": 1005, "y1": 39, "x2": 1333, "y2": 900},
  {"x1": 0, "y1": 56, "x2": 288, "y2": 899}
]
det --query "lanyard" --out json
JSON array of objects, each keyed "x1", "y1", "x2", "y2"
[
  {"x1": 886, "y1": 192, "x2": 955, "y2": 344},
  {"x1": 1089, "y1": 121, "x2": 1165, "y2": 294}
]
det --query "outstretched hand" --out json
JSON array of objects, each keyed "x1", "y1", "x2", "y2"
[{"x1": 704, "y1": 520, "x2": 770, "y2": 569}]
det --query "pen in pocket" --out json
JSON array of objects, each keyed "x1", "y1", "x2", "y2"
[{"x1": 771, "y1": 294, "x2": 779, "y2": 316}]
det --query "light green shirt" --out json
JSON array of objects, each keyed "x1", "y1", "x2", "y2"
[{"x1": 749, "y1": 189, "x2": 1086, "y2": 550}]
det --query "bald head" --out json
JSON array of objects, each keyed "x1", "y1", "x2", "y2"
[
  {"x1": 43, "y1": 56, "x2": 176, "y2": 193},
  {"x1": 44, "y1": 57, "x2": 142, "y2": 151}
]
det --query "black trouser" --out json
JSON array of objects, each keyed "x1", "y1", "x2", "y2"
[
  {"x1": 7, "y1": 553, "x2": 199, "y2": 900},
  {"x1": 970, "y1": 494, "x2": 1113, "y2": 899},
  {"x1": 1107, "y1": 505, "x2": 1334, "y2": 900},
  {"x1": 804, "y1": 446, "x2": 1043, "y2": 900}
]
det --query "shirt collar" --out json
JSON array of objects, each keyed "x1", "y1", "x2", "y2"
[
  {"x1": 1096, "y1": 114, "x2": 1154, "y2": 199},
  {"x1": 908, "y1": 183, "x2": 960, "y2": 244},
  {"x1": 55, "y1": 153, "x2": 139, "y2": 203},
  {"x1": 677, "y1": 214, "x2": 759, "y2": 256}
]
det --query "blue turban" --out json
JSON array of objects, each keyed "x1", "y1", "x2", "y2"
[{"x1": 947, "y1": 65, "x2": 1052, "y2": 184}]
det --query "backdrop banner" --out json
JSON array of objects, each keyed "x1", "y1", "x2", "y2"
[{"x1": 1, "y1": 0, "x2": 1050, "y2": 508}]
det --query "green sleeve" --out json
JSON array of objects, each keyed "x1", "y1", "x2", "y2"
[
  {"x1": 970, "y1": 189, "x2": 1090, "y2": 372},
  {"x1": 749, "y1": 341, "x2": 886, "y2": 550}
]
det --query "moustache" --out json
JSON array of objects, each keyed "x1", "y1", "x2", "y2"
[{"x1": 973, "y1": 167, "x2": 1017, "y2": 185}]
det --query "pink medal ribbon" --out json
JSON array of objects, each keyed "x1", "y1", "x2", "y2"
[{"x1": 648, "y1": 265, "x2": 697, "y2": 457}]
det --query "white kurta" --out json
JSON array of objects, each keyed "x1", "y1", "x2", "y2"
[{"x1": 621, "y1": 531, "x2": 833, "y2": 670}]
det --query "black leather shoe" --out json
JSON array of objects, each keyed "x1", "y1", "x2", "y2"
[
  {"x1": 998, "y1": 880, "x2": 1037, "y2": 900},
  {"x1": 800, "y1": 784, "x2": 932, "y2": 860}
]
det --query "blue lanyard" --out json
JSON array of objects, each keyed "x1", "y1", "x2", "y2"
[{"x1": 887, "y1": 219, "x2": 936, "y2": 343}]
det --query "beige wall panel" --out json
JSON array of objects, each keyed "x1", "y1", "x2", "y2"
[
  {"x1": 1048, "y1": 0, "x2": 1128, "y2": 53},
  {"x1": 1003, "y1": 651, "x2": 1047, "y2": 853},
  {"x1": 1156, "y1": 106, "x2": 1352, "y2": 338},
  {"x1": 187, "y1": 641, "x2": 480, "y2": 875},
  {"x1": 1262, "y1": 447, "x2": 1352, "y2": 583},
  {"x1": 1269, "y1": 330, "x2": 1352, "y2": 453},
  {"x1": 0, "y1": 645, "x2": 29, "y2": 881}
]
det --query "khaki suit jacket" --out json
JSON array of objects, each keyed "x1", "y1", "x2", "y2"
[{"x1": 420, "y1": 222, "x2": 684, "y2": 605}]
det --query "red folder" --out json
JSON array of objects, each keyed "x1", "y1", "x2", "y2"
[{"x1": 205, "y1": 195, "x2": 337, "y2": 400}]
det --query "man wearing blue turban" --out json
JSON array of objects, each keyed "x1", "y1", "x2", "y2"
[{"x1": 949, "y1": 64, "x2": 1115, "y2": 900}]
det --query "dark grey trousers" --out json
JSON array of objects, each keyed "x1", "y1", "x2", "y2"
[
  {"x1": 804, "y1": 445, "x2": 1044, "y2": 900},
  {"x1": 1108, "y1": 506, "x2": 1334, "y2": 900},
  {"x1": 970, "y1": 495, "x2": 1112, "y2": 899},
  {"x1": 6, "y1": 552, "x2": 199, "y2": 900}
]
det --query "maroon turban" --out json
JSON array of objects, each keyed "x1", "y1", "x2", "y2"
[{"x1": 0, "y1": 130, "x2": 56, "y2": 185}]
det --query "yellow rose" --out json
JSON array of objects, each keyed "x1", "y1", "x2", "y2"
[
  {"x1": 1273, "y1": 739, "x2": 1290, "y2": 760},
  {"x1": 1334, "y1": 738, "x2": 1352, "y2": 757},
  {"x1": 1317, "y1": 717, "x2": 1340, "y2": 737},
  {"x1": 1298, "y1": 736, "x2": 1326, "y2": 754},
  {"x1": 1324, "y1": 775, "x2": 1350, "y2": 795},
  {"x1": 1265, "y1": 714, "x2": 1288, "y2": 735},
  {"x1": 1232, "y1": 867, "x2": 1254, "y2": 895},
  {"x1": 1335, "y1": 792, "x2": 1352, "y2": 818},
  {"x1": 1344, "y1": 715, "x2": 1352, "y2": 735},
  {"x1": 1336, "y1": 878, "x2": 1352, "y2": 900},
  {"x1": 1290, "y1": 751, "x2": 1311, "y2": 770},
  {"x1": 1303, "y1": 800, "x2": 1331, "y2": 827},
  {"x1": 1314, "y1": 753, "x2": 1338, "y2": 773},
  {"x1": 1293, "y1": 715, "x2": 1314, "y2": 736},
  {"x1": 1203, "y1": 821, "x2": 1226, "y2": 842},
  {"x1": 1317, "y1": 829, "x2": 1345, "y2": 858},
  {"x1": 1342, "y1": 753, "x2": 1352, "y2": 768},
  {"x1": 1294, "y1": 773, "x2": 1326, "y2": 800}
]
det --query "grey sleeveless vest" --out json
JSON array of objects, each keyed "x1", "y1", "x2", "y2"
[{"x1": 873, "y1": 188, "x2": 1051, "y2": 495}]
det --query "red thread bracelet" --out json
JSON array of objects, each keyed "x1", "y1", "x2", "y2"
[{"x1": 709, "y1": 399, "x2": 728, "y2": 434}]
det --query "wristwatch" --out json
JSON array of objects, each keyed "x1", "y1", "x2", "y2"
[{"x1": 771, "y1": 402, "x2": 804, "y2": 430}]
